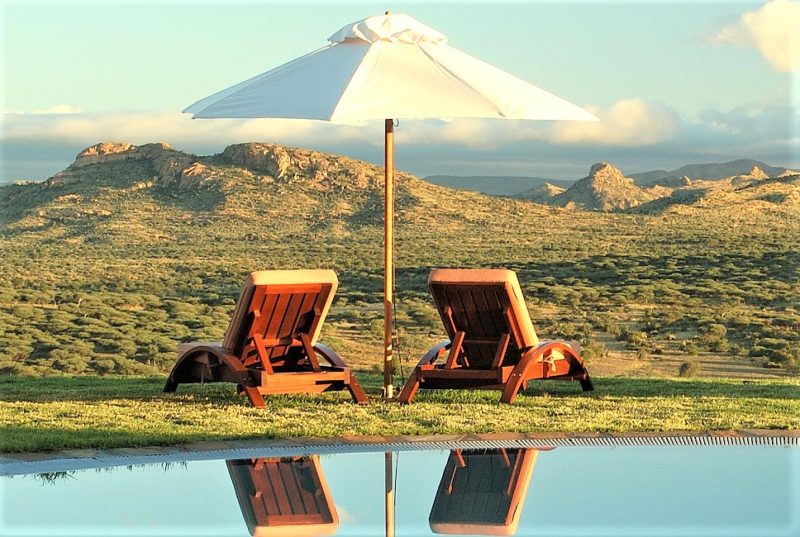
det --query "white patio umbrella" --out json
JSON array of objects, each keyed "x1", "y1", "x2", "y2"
[{"x1": 184, "y1": 12, "x2": 598, "y2": 399}]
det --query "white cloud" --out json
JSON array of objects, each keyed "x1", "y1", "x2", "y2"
[
  {"x1": 547, "y1": 99, "x2": 679, "y2": 146},
  {"x1": 1, "y1": 99, "x2": 679, "y2": 151},
  {"x1": 0, "y1": 109, "x2": 379, "y2": 149},
  {"x1": 5, "y1": 104, "x2": 84, "y2": 115},
  {"x1": 708, "y1": 0, "x2": 800, "y2": 72},
  {"x1": 395, "y1": 99, "x2": 679, "y2": 148}
]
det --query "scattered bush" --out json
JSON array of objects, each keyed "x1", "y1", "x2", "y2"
[{"x1": 678, "y1": 361, "x2": 699, "y2": 377}]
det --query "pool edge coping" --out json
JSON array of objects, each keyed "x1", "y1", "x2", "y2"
[{"x1": 2, "y1": 430, "x2": 798, "y2": 476}]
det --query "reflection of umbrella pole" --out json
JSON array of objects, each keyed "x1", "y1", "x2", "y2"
[
  {"x1": 384, "y1": 118, "x2": 394, "y2": 398},
  {"x1": 385, "y1": 451, "x2": 395, "y2": 537}
]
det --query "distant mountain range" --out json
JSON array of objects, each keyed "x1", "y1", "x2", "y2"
[
  {"x1": 423, "y1": 175, "x2": 572, "y2": 196},
  {"x1": 628, "y1": 159, "x2": 792, "y2": 186},
  {"x1": 426, "y1": 159, "x2": 795, "y2": 195}
]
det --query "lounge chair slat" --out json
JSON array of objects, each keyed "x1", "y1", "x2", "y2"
[
  {"x1": 473, "y1": 289, "x2": 504, "y2": 343},
  {"x1": 447, "y1": 286, "x2": 482, "y2": 367},
  {"x1": 289, "y1": 292, "x2": 321, "y2": 346},
  {"x1": 462, "y1": 289, "x2": 492, "y2": 366},
  {"x1": 265, "y1": 462, "x2": 294, "y2": 516},
  {"x1": 278, "y1": 460, "x2": 307, "y2": 515},
  {"x1": 263, "y1": 291, "x2": 293, "y2": 364}
]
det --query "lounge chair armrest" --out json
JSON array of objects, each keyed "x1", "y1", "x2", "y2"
[
  {"x1": 313, "y1": 342, "x2": 346, "y2": 368},
  {"x1": 416, "y1": 340, "x2": 451, "y2": 367}
]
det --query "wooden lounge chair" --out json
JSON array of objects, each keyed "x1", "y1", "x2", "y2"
[
  {"x1": 164, "y1": 269, "x2": 368, "y2": 406},
  {"x1": 399, "y1": 268, "x2": 592, "y2": 404},
  {"x1": 227, "y1": 456, "x2": 338, "y2": 537},
  {"x1": 429, "y1": 449, "x2": 540, "y2": 536}
]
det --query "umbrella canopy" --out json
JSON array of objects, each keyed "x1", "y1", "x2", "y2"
[
  {"x1": 186, "y1": 13, "x2": 597, "y2": 123},
  {"x1": 184, "y1": 12, "x2": 597, "y2": 398}
]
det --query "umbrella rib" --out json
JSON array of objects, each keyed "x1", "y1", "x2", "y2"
[{"x1": 417, "y1": 44, "x2": 507, "y2": 119}]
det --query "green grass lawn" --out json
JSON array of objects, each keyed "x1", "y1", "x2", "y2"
[{"x1": 1, "y1": 374, "x2": 798, "y2": 453}]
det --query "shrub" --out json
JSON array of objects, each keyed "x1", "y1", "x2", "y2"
[
  {"x1": 678, "y1": 360, "x2": 699, "y2": 377},
  {"x1": 580, "y1": 340, "x2": 608, "y2": 363}
]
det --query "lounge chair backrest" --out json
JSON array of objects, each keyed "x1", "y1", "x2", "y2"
[
  {"x1": 428, "y1": 269, "x2": 539, "y2": 368},
  {"x1": 222, "y1": 270, "x2": 338, "y2": 358}
]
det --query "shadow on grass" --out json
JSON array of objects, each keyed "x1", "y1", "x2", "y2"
[
  {"x1": 0, "y1": 425, "x2": 273, "y2": 453},
  {"x1": 389, "y1": 376, "x2": 800, "y2": 405},
  {"x1": 0, "y1": 375, "x2": 387, "y2": 403},
  {"x1": 1, "y1": 375, "x2": 798, "y2": 404}
]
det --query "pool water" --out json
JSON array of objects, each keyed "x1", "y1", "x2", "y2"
[{"x1": 2, "y1": 442, "x2": 798, "y2": 536}]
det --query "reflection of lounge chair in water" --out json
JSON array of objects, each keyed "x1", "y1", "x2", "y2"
[
  {"x1": 399, "y1": 269, "x2": 593, "y2": 404},
  {"x1": 429, "y1": 449, "x2": 542, "y2": 536},
  {"x1": 227, "y1": 456, "x2": 338, "y2": 537},
  {"x1": 164, "y1": 269, "x2": 368, "y2": 406}
]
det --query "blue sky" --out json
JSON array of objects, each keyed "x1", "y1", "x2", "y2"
[{"x1": 1, "y1": 0, "x2": 799, "y2": 182}]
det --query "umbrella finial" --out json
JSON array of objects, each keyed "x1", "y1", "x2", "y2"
[{"x1": 385, "y1": 10, "x2": 391, "y2": 15}]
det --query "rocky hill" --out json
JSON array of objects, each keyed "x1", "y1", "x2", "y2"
[
  {"x1": 632, "y1": 172, "x2": 800, "y2": 215},
  {"x1": 0, "y1": 141, "x2": 560, "y2": 247},
  {"x1": 544, "y1": 162, "x2": 664, "y2": 211},
  {"x1": 4, "y1": 145, "x2": 798, "y2": 231},
  {"x1": 510, "y1": 160, "x2": 800, "y2": 214}
]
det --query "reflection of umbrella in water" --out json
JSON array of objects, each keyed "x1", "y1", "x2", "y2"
[
  {"x1": 184, "y1": 12, "x2": 598, "y2": 398},
  {"x1": 226, "y1": 456, "x2": 338, "y2": 536}
]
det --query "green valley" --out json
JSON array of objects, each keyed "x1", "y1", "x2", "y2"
[{"x1": 1, "y1": 141, "x2": 798, "y2": 382}]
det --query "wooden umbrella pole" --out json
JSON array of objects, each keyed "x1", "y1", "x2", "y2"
[
  {"x1": 384, "y1": 118, "x2": 394, "y2": 398},
  {"x1": 385, "y1": 451, "x2": 395, "y2": 537}
]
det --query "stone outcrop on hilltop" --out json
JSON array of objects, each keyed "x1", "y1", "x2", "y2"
[
  {"x1": 731, "y1": 166, "x2": 769, "y2": 188},
  {"x1": 46, "y1": 142, "x2": 205, "y2": 189},
  {"x1": 221, "y1": 142, "x2": 383, "y2": 190},
  {"x1": 222, "y1": 143, "x2": 292, "y2": 180},
  {"x1": 516, "y1": 182, "x2": 566, "y2": 203},
  {"x1": 551, "y1": 162, "x2": 661, "y2": 211}
]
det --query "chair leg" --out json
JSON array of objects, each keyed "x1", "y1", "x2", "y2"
[
  {"x1": 580, "y1": 377, "x2": 594, "y2": 391},
  {"x1": 347, "y1": 373, "x2": 370, "y2": 404},
  {"x1": 398, "y1": 370, "x2": 422, "y2": 404},
  {"x1": 239, "y1": 383, "x2": 266, "y2": 408},
  {"x1": 500, "y1": 351, "x2": 537, "y2": 404}
]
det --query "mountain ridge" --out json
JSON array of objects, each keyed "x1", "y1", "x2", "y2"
[{"x1": 629, "y1": 158, "x2": 792, "y2": 186}]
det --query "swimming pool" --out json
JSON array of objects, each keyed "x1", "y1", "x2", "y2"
[{"x1": 2, "y1": 435, "x2": 798, "y2": 536}]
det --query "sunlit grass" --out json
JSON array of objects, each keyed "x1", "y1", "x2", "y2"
[{"x1": 1, "y1": 375, "x2": 798, "y2": 453}]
